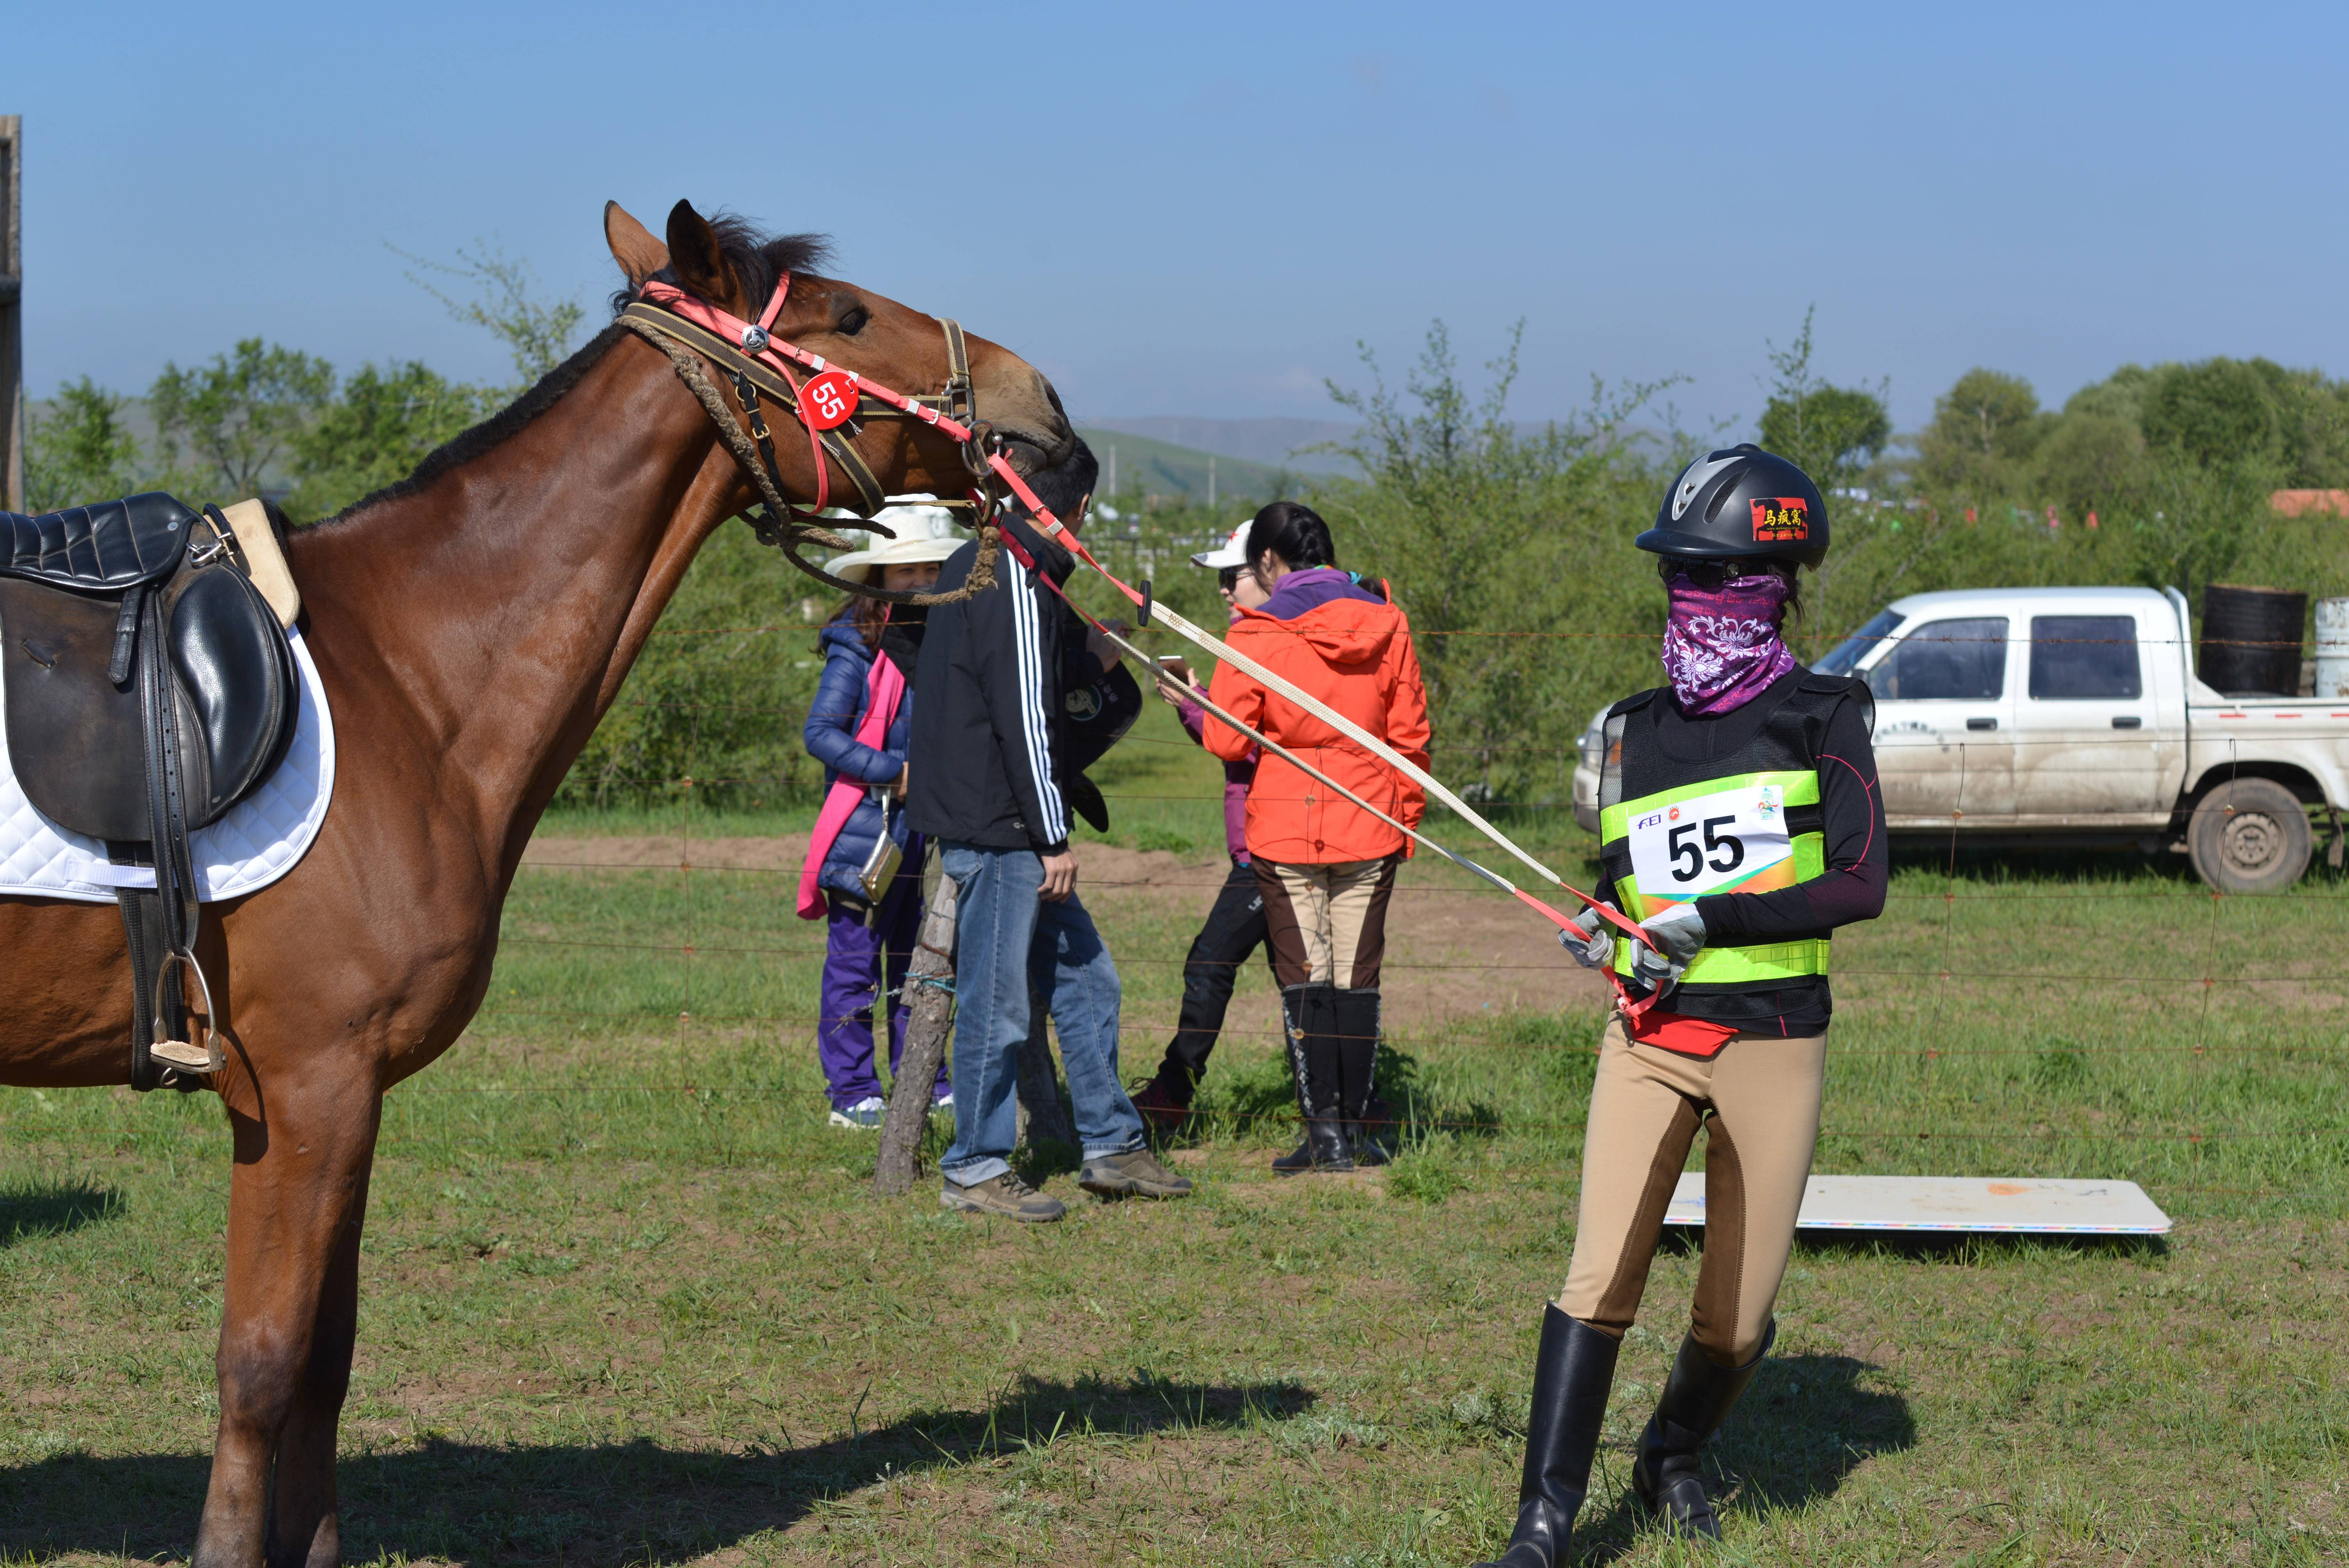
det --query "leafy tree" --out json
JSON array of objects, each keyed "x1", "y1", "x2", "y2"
[
  {"x1": 2125, "y1": 450, "x2": 2275, "y2": 605},
  {"x1": 397, "y1": 242, "x2": 585, "y2": 388},
  {"x1": 1313, "y1": 320, "x2": 1674, "y2": 798},
  {"x1": 2034, "y1": 411, "x2": 2145, "y2": 519},
  {"x1": 2141, "y1": 357, "x2": 2285, "y2": 470},
  {"x1": 1755, "y1": 309, "x2": 1891, "y2": 491},
  {"x1": 289, "y1": 361, "x2": 492, "y2": 519},
  {"x1": 23, "y1": 378, "x2": 143, "y2": 511},
  {"x1": 1916, "y1": 368, "x2": 2048, "y2": 496},
  {"x1": 150, "y1": 339, "x2": 335, "y2": 501},
  {"x1": 2060, "y1": 363, "x2": 2156, "y2": 426}
]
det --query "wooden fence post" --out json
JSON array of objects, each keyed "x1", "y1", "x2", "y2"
[
  {"x1": 2, "y1": 116, "x2": 22, "y2": 512},
  {"x1": 873, "y1": 856, "x2": 957, "y2": 1196},
  {"x1": 870, "y1": 852, "x2": 1080, "y2": 1196}
]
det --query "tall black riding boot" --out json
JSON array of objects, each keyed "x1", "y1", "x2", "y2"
[
  {"x1": 1473, "y1": 1305, "x2": 1620, "y2": 1568},
  {"x1": 1330, "y1": 986, "x2": 1388, "y2": 1166},
  {"x1": 1631, "y1": 1320, "x2": 1774, "y2": 1540},
  {"x1": 1271, "y1": 983, "x2": 1352, "y2": 1173}
]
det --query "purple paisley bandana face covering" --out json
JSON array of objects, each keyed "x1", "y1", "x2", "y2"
[{"x1": 1661, "y1": 572, "x2": 1798, "y2": 716}]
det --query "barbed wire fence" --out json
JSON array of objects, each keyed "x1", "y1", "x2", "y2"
[{"x1": 408, "y1": 624, "x2": 2349, "y2": 1210}]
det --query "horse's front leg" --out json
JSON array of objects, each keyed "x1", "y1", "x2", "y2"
[{"x1": 192, "y1": 1067, "x2": 381, "y2": 1568}]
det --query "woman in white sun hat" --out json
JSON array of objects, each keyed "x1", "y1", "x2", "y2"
[{"x1": 797, "y1": 499, "x2": 966, "y2": 1128}]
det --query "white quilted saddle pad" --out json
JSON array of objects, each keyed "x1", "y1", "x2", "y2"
[{"x1": 0, "y1": 626, "x2": 335, "y2": 904}]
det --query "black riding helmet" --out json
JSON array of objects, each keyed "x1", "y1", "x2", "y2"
[{"x1": 1637, "y1": 444, "x2": 1829, "y2": 569}]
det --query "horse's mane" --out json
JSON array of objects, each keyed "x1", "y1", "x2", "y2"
[{"x1": 322, "y1": 216, "x2": 831, "y2": 529}]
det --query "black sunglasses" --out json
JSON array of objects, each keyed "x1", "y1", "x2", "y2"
[{"x1": 1659, "y1": 558, "x2": 1751, "y2": 591}]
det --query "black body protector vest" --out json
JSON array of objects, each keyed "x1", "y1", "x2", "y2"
[{"x1": 1598, "y1": 672, "x2": 1871, "y2": 1003}]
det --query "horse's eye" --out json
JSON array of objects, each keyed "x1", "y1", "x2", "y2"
[{"x1": 837, "y1": 307, "x2": 869, "y2": 336}]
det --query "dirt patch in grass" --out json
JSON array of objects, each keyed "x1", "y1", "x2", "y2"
[{"x1": 522, "y1": 834, "x2": 1610, "y2": 1033}]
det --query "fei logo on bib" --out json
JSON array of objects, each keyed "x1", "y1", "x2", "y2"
[{"x1": 1627, "y1": 782, "x2": 1798, "y2": 905}]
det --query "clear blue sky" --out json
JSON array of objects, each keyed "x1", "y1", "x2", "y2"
[{"x1": 9, "y1": 1, "x2": 2348, "y2": 437}]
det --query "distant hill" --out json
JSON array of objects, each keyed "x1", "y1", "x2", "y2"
[
  {"x1": 1084, "y1": 416, "x2": 1362, "y2": 477},
  {"x1": 1075, "y1": 426, "x2": 1318, "y2": 506}
]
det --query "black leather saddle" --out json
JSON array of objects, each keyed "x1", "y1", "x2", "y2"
[{"x1": 0, "y1": 493, "x2": 301, "y2": 1087}]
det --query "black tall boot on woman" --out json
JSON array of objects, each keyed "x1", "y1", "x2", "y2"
[
  {"x1": 1472, "y1": 1305, "x2": 1620, "y2": 1568},
  {"x1": 1630, "y1": 1321, "x2": 1774, "y2": 1540},
  {"x1": 1271, "y1": 983, "x2": 1353, "y2": 1173},
  {"x1": 1330, "y1": 986, "x2": 1388, "y2": 1166}
]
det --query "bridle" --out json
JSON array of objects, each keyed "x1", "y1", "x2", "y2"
[{"x1": 620, "y1": 271, "x2": 1028, "y2": 604}]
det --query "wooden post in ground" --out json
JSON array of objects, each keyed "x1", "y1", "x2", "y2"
[
  {"x1": 1, "y1": 116, "x2": 22, "y2": 511},
  {"x1": 873, "y1": 860, "x2": 957, "y2": 1196}
]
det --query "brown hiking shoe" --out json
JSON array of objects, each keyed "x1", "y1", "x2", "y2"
[
  {"x1": 1079, "y1": 1147, "x2": 1194, "y2": 1199},
  {"x1": 939, "y1": 1172, "x2": 1065, "y2": 1222}
]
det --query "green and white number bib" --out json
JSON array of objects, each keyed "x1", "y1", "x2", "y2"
[{"x1": 1625, "y1": 781, "x2": 1797, "y2": 907}]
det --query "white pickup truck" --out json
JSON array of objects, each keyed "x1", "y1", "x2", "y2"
[{"x1": 1574, "y1": 586, "x2": 2349, "y2": 893}]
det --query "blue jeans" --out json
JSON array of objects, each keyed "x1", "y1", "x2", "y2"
[{"x1": 937, "y1": 840, "x2": 1144, "y2": 1186}]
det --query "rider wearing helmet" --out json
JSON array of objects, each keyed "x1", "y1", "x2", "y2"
[{"x1": 1472, "y1": 446, "x2": 1887, "y2": 1566}]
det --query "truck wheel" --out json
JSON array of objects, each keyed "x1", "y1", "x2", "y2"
[{"x1": 2187, "y1": 777, "x2": 2313, "y2": 894}]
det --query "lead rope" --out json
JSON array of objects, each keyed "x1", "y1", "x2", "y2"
[
  {"x1": 627, "y1": 279, "x2": 1648, "y2": 960},
  {"x1": 981, "y1": 461, "x2": 1658, "y2": 960},
  {"x1": 1064, "y1": 604, "x2": 1662, "y2": 1019}
]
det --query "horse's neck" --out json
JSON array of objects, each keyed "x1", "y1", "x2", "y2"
[{"x1": 291, "y1": 337, "x2": 731, "y2": 872}]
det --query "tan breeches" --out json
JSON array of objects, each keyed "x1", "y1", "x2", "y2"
[
  {"x1": 1255, "y1": 856, "x2": 1399, "y2": 989},
  {"x1": 1557, "y1": 1017, "x2": 1825, "y2": 1365}
]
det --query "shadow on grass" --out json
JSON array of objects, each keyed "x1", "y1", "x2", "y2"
[
  {"x1": 1576, "y1": 1353, "x2": 1914, "y2": 1561},
  {"x1": 1655, "y1": 1227, "x2": 2168, "y2": 1266},
  {"x1": 0, "y1": 1371, "x2": 1314, "y2": 1564},
  {"x1": 1164, "y1": 1041, "x2": 1503, "y2": 1149},
  {"x1": 1790, "y1": 1228, "x2": 2171, "y2": 1263},
  {"x1": 0, "y1": 1180, "x2": 123, "y2": 1247}
]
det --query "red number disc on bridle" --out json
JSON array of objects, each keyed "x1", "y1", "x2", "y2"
[{"x1": 800, "y1": 369, "x2": 859, "y2": 432}]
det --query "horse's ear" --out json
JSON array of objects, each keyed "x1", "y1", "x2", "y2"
[
  {"x1": 665, "y1": 199, "x2": 733, "y2": 305},
  {"x1": 604, "y1": 201, "x2": 668, "y2": 287}
]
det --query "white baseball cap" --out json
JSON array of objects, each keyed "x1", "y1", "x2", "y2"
[
  {"x1": 1191, "y1": 521, "x2": 1252, "y2": 570},
  {"x1": 824, "y1": 495, "x2": 968, "y2": 585}
]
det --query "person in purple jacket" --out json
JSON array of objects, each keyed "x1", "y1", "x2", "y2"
[
  {"x1": 797, "y1": 509, "x2": 961, "y2": 1128},
  {"x1": 1127, "y1": 524, "x2": 1276, "y2": 1128}
]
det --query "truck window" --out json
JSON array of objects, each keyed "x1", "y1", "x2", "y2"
[
  {"x1": 1817, "y1": 608, "x2": 1905, "y2": 675},
  {"x1": 1870, "y1": 617, "x2": 2009, "y2": 700},
  {"x1": 2028, "y1": 615, "x2": 2141, "y2": 699}
]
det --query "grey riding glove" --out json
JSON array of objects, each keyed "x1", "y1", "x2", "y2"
[
  {"x1": 1629, "y1": 902, "x2": 1707, "y2": 992},
  {"x1": 1558, "y1": 904, "x2": 1616, "y2": 971}
]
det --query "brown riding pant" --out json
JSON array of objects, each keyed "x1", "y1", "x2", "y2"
[
  {"x1": 1557, "y1": 1017, "x2": 1825, "y2": 1366},
  {"x1": 1255, "y1": 856, "x2": 1400, "y2": 989}
]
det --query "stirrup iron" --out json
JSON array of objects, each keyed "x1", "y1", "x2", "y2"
[{"x1": 149, "y1": 950, "x2": 223, "y2": 1077}]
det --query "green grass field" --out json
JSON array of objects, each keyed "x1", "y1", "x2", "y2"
[{"x1": 1, "y1": 702, "x2": 2344, "y2": 1564}]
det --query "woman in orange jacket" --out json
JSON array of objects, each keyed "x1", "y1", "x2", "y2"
[{"x1": 1202, "y1": 502, "x2": 1431, "y2": 1173}]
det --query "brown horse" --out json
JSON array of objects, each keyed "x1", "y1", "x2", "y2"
[{"x1": 0, "y1": 198, "x2": 1079, "y2": 1567}]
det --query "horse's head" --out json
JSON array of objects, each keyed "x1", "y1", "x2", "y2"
[{"x1": 604, "y1": 199, "x2": 1083, "y2": 507}]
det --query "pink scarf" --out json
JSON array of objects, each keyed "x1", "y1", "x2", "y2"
[
  {"x1": 796, "y1": 648, "x2": 907, "y2": 919},
  {"x1": 1660, "y1": 572, "x2": 1797, "y2": 716}
]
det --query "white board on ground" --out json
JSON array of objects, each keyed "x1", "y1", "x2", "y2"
[{"x1": 1662, "y1": 1173, "x2": 2171, "y2": 1235}]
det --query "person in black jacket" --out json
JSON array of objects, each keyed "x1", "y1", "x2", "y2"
[{"x1": 907, "y1": 447, "x2": 1193, "y2": 1222}]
